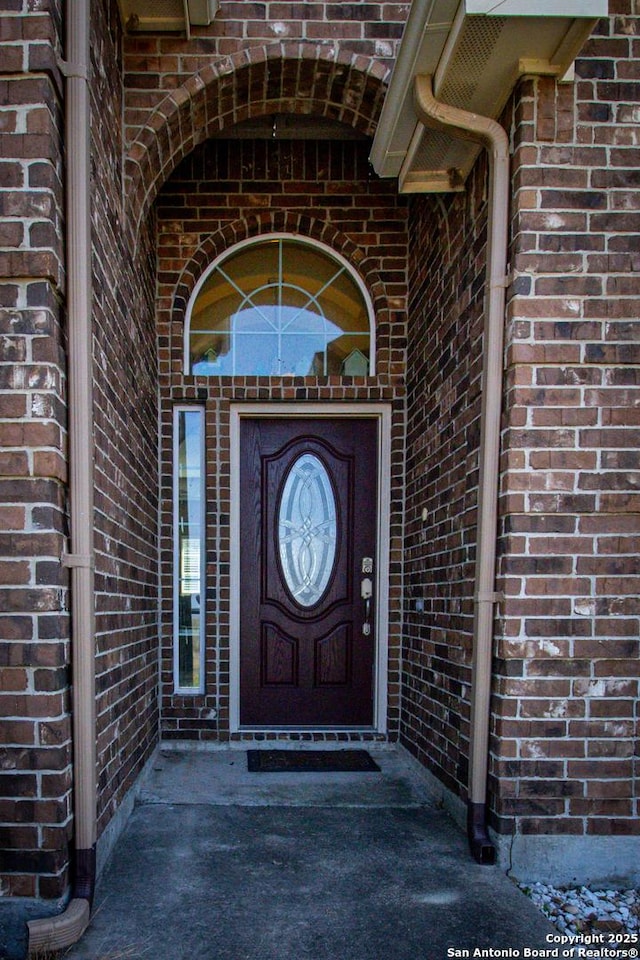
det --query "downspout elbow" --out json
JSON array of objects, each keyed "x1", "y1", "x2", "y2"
[
  {"x1": 27, "y1": 852, "x2": 96, "y2": 955},
  {"x1": 27, "y1": 900, "x2": 91, "y2": 957},
  {"x1": 413, "y1": 75, "x2": 509, "y2": 161}
]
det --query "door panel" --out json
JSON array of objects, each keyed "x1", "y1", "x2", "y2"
[{"x1": 239, "y1": 418, "x2": 377, "y2": 726}]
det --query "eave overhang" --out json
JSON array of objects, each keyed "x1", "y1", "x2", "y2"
[{"x1": 370, "y1": 0, "x2": 608, "y2": 193}]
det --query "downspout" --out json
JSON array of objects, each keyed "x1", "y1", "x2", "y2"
[
  {"x1": 28, "y1": 0, "x2": 96, "y2": 952},
  {"x1": 413, "y1": 75, "x2": 509, "y2": 865}
]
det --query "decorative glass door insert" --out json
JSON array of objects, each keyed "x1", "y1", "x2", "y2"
[{"x1": 278, "y1": 453, "x2": 337, "y2": 608}]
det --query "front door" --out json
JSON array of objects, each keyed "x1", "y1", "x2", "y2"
[{"x1": 239, "y1": 417, "x2": 378, "y2": 726}]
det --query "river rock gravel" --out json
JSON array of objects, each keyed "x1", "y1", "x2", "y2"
[{"x1": 519, "y1": 881, "x2": 640, "y2": 938}]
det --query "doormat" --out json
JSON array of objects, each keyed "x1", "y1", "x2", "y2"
[{"x1": 247, "y1": 749, "x2": 381, "y2": 773}]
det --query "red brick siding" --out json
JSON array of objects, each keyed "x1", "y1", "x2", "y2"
[
  {"x1": 122, "y1": 0, "x2": 406, "y2": 142},
  {"x1": 1, "y1": 0, "x2": 637, "y2": 909},
  {"x1": 0, "y1": 2, "x2": 71, "y2": 900},
  {"x1": 404, "y1": 156, "x2": 490, "y2": 799},
  {"x1": 404, "y1": 6, "x2": 639, "y2": 838},
  {"x1": 90, "y1": 1, "x2": 159, "y2": 837},
  {"x1": 494, "y1": 5, "x2": 640, "y2": 837},
  {"x1": 156, "y1": 137, "x2": 408, "y2": 740},
  {"x1": 0, "y1": 0, "x2": 161, "y2": 903},
  {"x1": 121, "y1": 0, "x2": 404, "y2": 234}
]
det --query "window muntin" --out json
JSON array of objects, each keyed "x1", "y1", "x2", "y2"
[
  {"x1": 187, "y1": 237, "x2": 373, "y2": 376},
  {"x1": 173, "y1": 407, "x2": 205, "y2": 693}
]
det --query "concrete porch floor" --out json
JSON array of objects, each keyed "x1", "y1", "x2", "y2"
[{"x1": 64, "y1": 745, "x2": 556, "y2": 960}]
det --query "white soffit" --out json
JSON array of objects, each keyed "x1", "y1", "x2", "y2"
[
  {"x1": 118, "y1": 0, "x2": 219, "y2": 33},
  {"x1": 370, "y1": 0, "x2": 608, "y2": 193}
]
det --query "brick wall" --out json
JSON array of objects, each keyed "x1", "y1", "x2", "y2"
[
  {"x1": 120, "y1": 2, "x2": 404, "y2": 239},
  {"x1": 156, "y1": 136, "x2": 408, "y2": 740},
  {"x1": 122, "y1": 0, "x2": 407, "y2": 146},
  {"x1": 404, "y1": 4, "x2": 639, "y2": 840},
  {"x1": 493, "y1": 4, "x2": 640, "y2": 839},
  {"x1": 403, "y1": 158, "x2": 489, "y2": 798},
  {"x1": 0, "y1": 0, "x2": 161, "y2": 911},
  {"x1": 90, "y1": 1, "x2": 159, "y2": 838},
  {"x1": 0, "y1": 1, "x2": 71, "y2": 902}
]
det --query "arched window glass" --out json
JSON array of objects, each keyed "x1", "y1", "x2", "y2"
[{"x1": 186, "y1": 237, "x2": 373, "y2": 376}]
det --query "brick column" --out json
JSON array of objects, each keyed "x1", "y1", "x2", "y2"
[
  {"x1": 0, "y1": 2, "x2": 73, "y2": 902},
  {"x1": 494, "y1": 5, "x2": 639, "y2": 849}
]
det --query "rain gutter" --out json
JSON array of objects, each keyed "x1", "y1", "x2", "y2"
[
  {"x1": 28, "y1": 0, "x2": 96, "y2": 951},
  {"x1": 412, "y1": 75, "x2": 509, "y2": 865}
]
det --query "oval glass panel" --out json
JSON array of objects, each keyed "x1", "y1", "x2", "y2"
[{"x1": 278, "y1": 454, "x2": 337, "y2": 607}]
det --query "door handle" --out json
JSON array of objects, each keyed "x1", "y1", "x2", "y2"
[{"x1": 361, "y1": 577, "x2": 373, "y2": 636}]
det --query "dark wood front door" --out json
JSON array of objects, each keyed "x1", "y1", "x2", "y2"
[{"x1": 239, "y1": 417, "x2": 378, "y2": 726}]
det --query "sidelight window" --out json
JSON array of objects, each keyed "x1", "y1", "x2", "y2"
[
  {"x1": 173, "y1": 406, "x2": 205, "y2": 693},
  {"x1": 185, "y1": 236, "x2": 374, "y2": 377}
]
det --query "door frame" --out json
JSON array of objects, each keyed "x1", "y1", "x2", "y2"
[{"x1": 229, "y1": 402, "x2": 392, "y2": 734}]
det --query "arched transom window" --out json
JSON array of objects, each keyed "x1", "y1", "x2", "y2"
[{"x1": 186, "y1": 236, "x2": 374, "y2": 377}]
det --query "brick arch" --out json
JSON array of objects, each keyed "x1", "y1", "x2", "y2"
[
  {"x1": 174, "y1": 213, "x2": 389, "y2": 321},
  {"x1": 125, "y1": 42, "x2": 390, "y2": 234},
  {"x1": 173, "y1": 213, "x2": 390, "y2": 367}
]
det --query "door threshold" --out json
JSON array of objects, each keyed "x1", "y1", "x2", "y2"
[{"x1": 232, "y1": 727, "x2": 389, "y2": 742}]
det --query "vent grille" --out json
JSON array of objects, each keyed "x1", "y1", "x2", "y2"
[
  {"x1": 411, "y1": 129, "x2": 459, "y2": 171},
  {"x1": 438, "y1": 17, "x2": 506, "y2": 109}
]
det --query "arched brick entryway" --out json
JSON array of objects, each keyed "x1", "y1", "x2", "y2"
[
  {"x1": 124, "y1": 43, "x2": 390, "y2": 231},
  {"x1": 150, "y1": 52, "x2": 407, "y2": 740}
]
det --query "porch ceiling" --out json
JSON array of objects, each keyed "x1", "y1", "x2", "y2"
[{"x1": 369, "y1": 0, "x2": 607, "y2": 193}]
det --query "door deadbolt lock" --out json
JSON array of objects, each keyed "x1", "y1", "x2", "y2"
[{"x1": 362, "y1": 557, "x2": 373, "y2": 574}]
